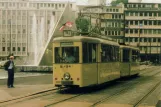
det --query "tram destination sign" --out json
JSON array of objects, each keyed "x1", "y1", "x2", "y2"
[{"x1": 60, "y1": 42, "x2": 73, "y2": 46}]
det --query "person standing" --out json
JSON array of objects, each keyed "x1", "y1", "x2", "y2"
[{"x1": 4, "y1": 56, "x2": 15, "y2": 88}]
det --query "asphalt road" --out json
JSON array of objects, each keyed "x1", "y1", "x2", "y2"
[{"x1": 0, "y1": 74, "x2": 53, "y2": 86}]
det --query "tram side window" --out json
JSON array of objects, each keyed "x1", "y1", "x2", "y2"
[
  {"x1": 114, "y1": 47, "x2": 119, "y2": 61},
  {"x1": 55, "y1": 47, "x2": 61, "y2": 63},
  {"x1": 101, "y1": 44, "x2": 119, "y2": 62},
  {"x1": 83, "y1": 43, "x2": 96, "y2": 63},
  {"x1": 123, "y1": 49, "x2": 130, "y2": 62},
  {"x1": 101, "y1": 44, "x2": 110, "y2": 62},
  {"x1": 132, "y1": 50, "x2": 139, "y2": 62}
]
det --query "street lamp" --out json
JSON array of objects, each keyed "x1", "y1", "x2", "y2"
[
  {"x1": 138, "y1": 23, "x2": 142, "y2": 49},
  {"x1": 10, "y1": 19, "x2": 12, "y2": 55}
]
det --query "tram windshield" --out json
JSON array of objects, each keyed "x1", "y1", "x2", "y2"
[{"x1": 54, "y1": 47, "x2": 79, "y2": 63}]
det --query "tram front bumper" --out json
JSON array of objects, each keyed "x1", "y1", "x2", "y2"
[{"x1": 61, "y1": 81, "x2": 73, "y2": 85}]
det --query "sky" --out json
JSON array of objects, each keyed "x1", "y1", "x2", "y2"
[
  {"x1": 46, "y1": 0, "x2": 161, "y2": 4},
  {"x1": 76, "y1": 0, "x2": 161, "y2": 4},
  {"x1": 142, "y1": 0, "x2": 161, "y2": 3}
]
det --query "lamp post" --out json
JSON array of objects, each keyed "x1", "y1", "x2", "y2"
[
  {"x1": 10, "y1": 19, "x2": 12, "y2": 55},
  {"x1": 138, "y1": 23, "x2": 142, "y2": 49},
  {"x1": 160, "y1": 38, "x2": 161, "y2": 64}
]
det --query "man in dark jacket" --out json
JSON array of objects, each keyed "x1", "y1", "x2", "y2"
[{"x1": 4, "y1": 56, "x2": 15, "y2": 88}]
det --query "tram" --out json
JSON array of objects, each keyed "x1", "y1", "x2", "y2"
[
  {"x1": 120, "y1": 45, "x2": 140, "y2": 77},
  {"x1": 53, "y1": 31, "x2": 140, "y2": 87}
]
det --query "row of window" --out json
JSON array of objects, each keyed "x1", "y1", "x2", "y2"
[
  {"x1": 0, "y1": 28, "x2": 26, "y2": 34},
  {"x1": 105, "y1": 31, "x2": 121, "y2": 36},
  {"x1": 1, "y1": 47, "x2": 26, "y2": 52},
  {"x1": 0, "y1": 10, "x2": 27, "y2": 16},
  {"x1": 126, "y1": 20, "x2": 161, "y2": 26},
  {"x1": 101, "y1": 22, "x2": 122, "y2": 27},
  {"x1": 106, "y1": 8, "x2": 119, "y2": 12},
  {"x1": 125, "y1": 12, "x2": 161, "y2": 17},
  {"x1": 125, "y1": 37, "x2": 161, "y2": 42},
  {"x1": 125, "y1": 29, "x2": 161, "y2": 34},
  {"x1": 112, "y1": 14, "x2": 123, "y2": 19},
  {"x1": 139, "y1": 46, "x2": 159, "y2": 52},
  {"x1": 54, "y1": 43, "x2": 120, "y2": 63},
  {"x1": 0, "y1": 10, "x2": 52, "y2": 16},
  {"x1": 0, "y1": 2, "x2": 68, "y2": 9},
  {"x1": 125, "y1": 4, "x2": 158, "y2": 8}
]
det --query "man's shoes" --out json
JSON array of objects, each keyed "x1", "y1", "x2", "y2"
[
  {"x1": 8, "y1": 86, "x2": 11, "y2": 88},
  {"x1": 11, "y1": 86, "x2": 15, "y2": 88},
  {"x1": 7, "y1": 85, "x2": 15, "y2": 88}
]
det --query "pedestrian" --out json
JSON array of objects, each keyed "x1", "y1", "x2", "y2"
[{"x1": 4, "y1": 55, "x2": 15, "y2": 88}]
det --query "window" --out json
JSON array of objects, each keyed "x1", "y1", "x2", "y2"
[
  {"x1": 23, "y1": 47, "x2": 25, "y2": 51},
  {"x1": 23, "y1": 29, "x2": 26, "y2": 33},
  {"x1": 149, "y1": 12, "x2": 152, "y2": 16},
  {"x1": 153, "y1": 38, "x2": 156, "y2": 42},
  {"x1": 135, "y1": 21, "x2": 138, "y2": 25},
  {"x1": 7, "y1": 47, "x2": 10, "y2": 51},
  {"x1": 140, "y1": 12, "x2": 143, "y2": 16},
  {"x1": 149, "y1": 21, "x2": 152, "y2": 25},
  {"x1": 54, "y1": 46, "x2": 79, "y2": 63},
  {"x1": 13, "y1": 47, "x2": 15, "y2": 51},
  {"x1": 132, "y1": 50, "x2": 139, "y2": 62},
  {"x1": 2, "y1": 47, "x2": 5, "y2": 51},
  {"x1": 83, "y1": 43, "x2": 96, "y2": 63},
  {"x1": 101, "y1": 44, "x2": 119, "y2": 62},
  {"x1": 154, "y1": 12, "x2": 157, "y2": 16},
  {"x1": 18, "y1": 47, "x2": 20, "y2": 51},
  {"x1": 55, "y1": 4, "x2": 57, "y2": 9},
  {"x1": 135, "y1": 29, "x2": 138, "y2": 33},
  {"x1": 154, "y1": 21, "x2": 157, "y2": 25},
  {"x1": 123, "y1": 49, "x2": 130, "y2": 62},
  {"x1": 130, "y1": 29, "x2": 133, "y2": 34},
  {"x1": 135, "y1": 38, "x2": 138, "y2": 42}
]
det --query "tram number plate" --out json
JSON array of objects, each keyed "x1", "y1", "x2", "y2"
[{"x1": 61, "y1": 81, "x2": 73, "y2": 85}]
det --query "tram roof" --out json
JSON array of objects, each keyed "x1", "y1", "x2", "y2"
[
  {"x1": 120, "y1": 45, "x2": 140, "y2": 51},
  {"x1": 53, "y1": 36, "x2": 119, "y2": 46}
]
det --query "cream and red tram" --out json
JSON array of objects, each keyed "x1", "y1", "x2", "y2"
[
  {"x1": 119, "y1": 45, "x2": 140, "y2": 77},
  {"x1": 53, "y1": 35, "x2": 120, "y2": 87}
]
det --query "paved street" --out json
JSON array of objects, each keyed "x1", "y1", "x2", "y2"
[{"x1": 0, "y1": 69, "x2": 51, "y2": 79}]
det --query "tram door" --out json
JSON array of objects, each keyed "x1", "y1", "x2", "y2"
[
  {"x1": 120, "y1": 48, "x2": 131, "y2": 77},
  {"x1": 82, "y1": 43, "x2": 98, "y2": 86}
]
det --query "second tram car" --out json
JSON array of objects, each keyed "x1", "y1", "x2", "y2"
[
  {"x1": 120, "y1": 45, "x2": 140, "y2": 77},
  {"x1": 53, "y1": 32, "x2": 140, "y2": 88}
]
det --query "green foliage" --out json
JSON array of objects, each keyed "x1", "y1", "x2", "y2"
[
  {"x1": 75, "y1": 17, "x2": 90, "y2": 33},
  {"x1": 111, "y1": 0, "x2": 128, "y2": 5}
]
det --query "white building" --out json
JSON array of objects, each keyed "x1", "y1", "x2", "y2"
[{"x1": 0, "y1": 0, "x2": 76, "y2": 65}]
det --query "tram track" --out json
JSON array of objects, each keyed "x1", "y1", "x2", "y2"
[
  {"x1": 42, "y1": 67, "x2": 161, "y2": 107},
  {"x1": 0, "y1": 66, "x2": 160, "y2": 107},
  {"x1": 89, "y1": 67, "x2": 161, "y2": 107},
  {"x1": 133, "y1": 80, "x2": 161, "y2": 107},
  {"x1": 0, "y1": 87, "x2": 63, "y2": 106}
]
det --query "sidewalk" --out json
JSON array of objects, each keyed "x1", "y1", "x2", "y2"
[
  {"x1": 0, "y1": 69, "x2": 50, "y2": 79},
  {"x1": 0, "y1": 69, "x2": 54, "y2": 101},
  {"x1": 0, "y1": 84, "x2": 54, "y2": 101}
]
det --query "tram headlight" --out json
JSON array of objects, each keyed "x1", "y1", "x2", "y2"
[{"x1": 64, "y1": 72, "x2": 70, "y2": 80}]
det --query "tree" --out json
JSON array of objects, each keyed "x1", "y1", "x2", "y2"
[
  {"x1": 111, "y1": 0, "x2": 128, "y2": 5},
  {"x1": 75, "y1": 17, "x2": 90, "y2": 34}
]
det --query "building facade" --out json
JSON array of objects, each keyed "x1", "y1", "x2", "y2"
[
  {"x1": 81, "y1": 3, "x2": 161, "y2": 63},
  {"x1": 0, "y1": 0, "x2": 76, "y2": 63},
  {"x1": 80, "y1": 4, "x2": 125, "y2": 43},
  {"x1": 124, "y1": 3, "x2": 161, "y2": 62}
]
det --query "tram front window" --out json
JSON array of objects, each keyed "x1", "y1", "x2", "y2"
[{"x1": 54, "y1": 47, "x2": 79, "y2": 63}]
